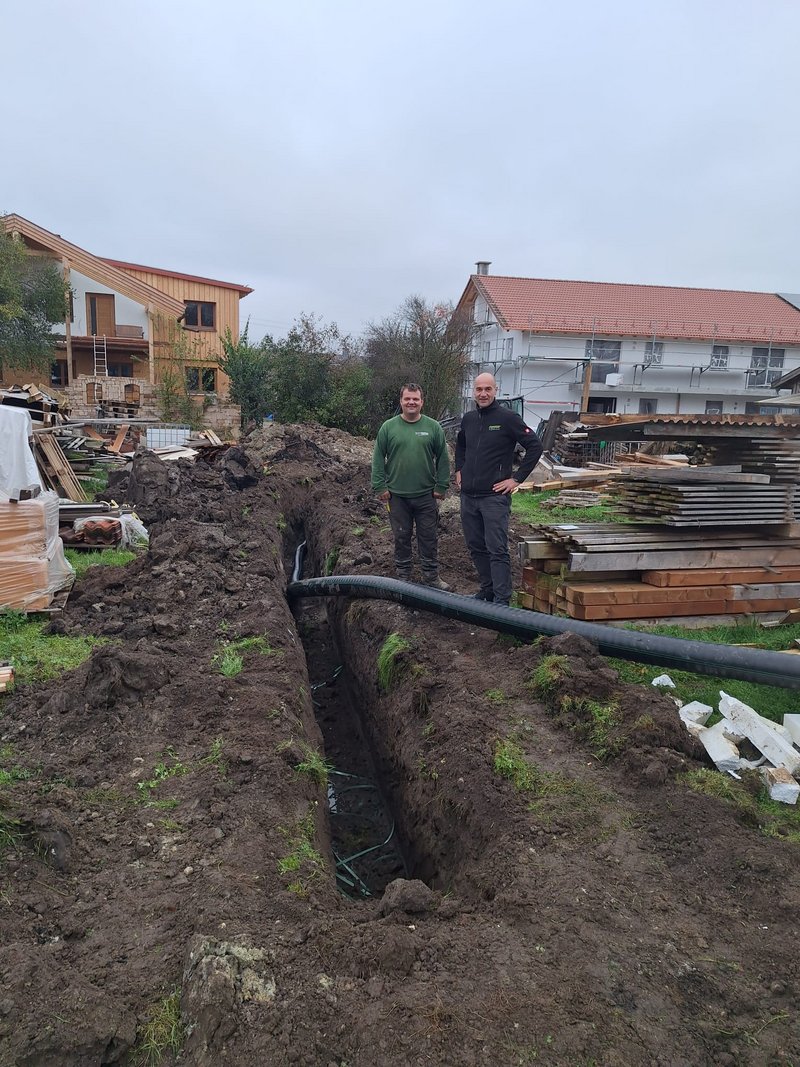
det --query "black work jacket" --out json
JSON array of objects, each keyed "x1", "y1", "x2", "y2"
[{"x1": 455, "y1": 400, "x2": 543, "y2": 496}]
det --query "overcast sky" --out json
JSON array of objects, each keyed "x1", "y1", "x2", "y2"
[{"x1": 5, "y1": 0, "x2": 799, "y2": 340}]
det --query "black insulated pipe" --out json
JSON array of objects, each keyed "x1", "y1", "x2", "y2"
[{"x1": 287, "y1": 575, "x2": 800, "y2": 690}]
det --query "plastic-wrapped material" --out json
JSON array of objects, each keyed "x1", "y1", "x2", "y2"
[
  {"x1": 0, "y1": 490, "x2": 74, "y2": 611},
  {"x1": 0, "y1": 495, "x2": 60, "y2": 556},
  {"x1": 118, "y1": 513, "x2": 149, "y2": 548},
  {"x1": 0, "y1": 406, "x2": 43, "y2": 498},
  {"x1": 70, "y1": 517, "x2": 123, "y2": 547}
]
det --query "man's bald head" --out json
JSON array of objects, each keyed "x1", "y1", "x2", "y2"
[{"x1": 473, "y1": 373, "x2": 497, "y2": 408}]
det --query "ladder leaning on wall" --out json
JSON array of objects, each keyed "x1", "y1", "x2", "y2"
[{"x1": 92, "y1": 335, "x2": 108, "y2": 377}]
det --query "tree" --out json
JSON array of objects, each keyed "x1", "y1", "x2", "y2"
[
  {"x1": 0, "y1": 231, "x2": 69, "y2": 375},
  {"x1": 217, "y1": 322, "x2": 273, "y2": 429},
  {"x1": 217, "y1": 314, "x2": 372, "y2": 435},
  {"x1": 364, "y1": 295, "x2": 475, "y2": 432}
]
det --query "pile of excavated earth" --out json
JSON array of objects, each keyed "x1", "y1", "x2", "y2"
[{"x1": 1, "y1": 422, "x2": 799, "y2": 1066}]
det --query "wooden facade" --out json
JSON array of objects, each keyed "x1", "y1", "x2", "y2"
[{"x1": 0, "y1": 215, "x2": 253, "y2": 404}]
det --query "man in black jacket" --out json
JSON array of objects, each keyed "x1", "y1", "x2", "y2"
[{"x1": 455, "y1": 373, "x2": 542, "y2": 605}]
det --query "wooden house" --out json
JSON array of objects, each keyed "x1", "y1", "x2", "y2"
[{"x1": 0, "y1": 214, "x2": 252, "y2": 422}]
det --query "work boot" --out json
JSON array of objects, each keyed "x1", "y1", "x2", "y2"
[
  {"x1": 471, "y1": 589, "x2": 493, "y2": 601},
  {"x1": 423, "y1": 576, "x2": 451, "y2": 591},
  {"x1": 396, "y1": 571, "x2": 413, "y2": 583}
]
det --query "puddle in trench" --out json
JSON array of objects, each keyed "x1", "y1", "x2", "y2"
[{"x1": 295, "y1": 599, "x2": 408, "y2": 898}]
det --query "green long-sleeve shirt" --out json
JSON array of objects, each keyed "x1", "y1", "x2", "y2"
[{"x1": 371, "y1": 415, "x2": 450, "y2": 497}]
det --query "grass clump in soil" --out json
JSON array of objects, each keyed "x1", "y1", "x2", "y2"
[
  {"x1": 137, "y1": 740, "x2": 227, "y2": 801},
  {"x1": 132, "y1": 988, "x2": 185, "y2": 1067},
  {"x1": 64, "y1": 547, "x2": 137, "y2": 578},
  {"x1": 560, "y1": 696, "x2": 623, "y2": 760},
  {"x1": 527, "y1": 654, "x2": 571, "y2": 698},
  {"x1": 493, "y1": 737, "x2": 607, "y2": 830},
  {"x1": 324, "y1": 546, "x2": 340, "y2": 575},
  {"x1": 212, "y1": 633, "x2": 280, "y2": 677},
  {"x1": 0, "y1": 610, "x2": 106, "y2": 687},
  {"x1": 377, "y1": 632, "x2": 411, "y2": 691},
  {"x1": 611, "y1": 619, "x2": 800, "y2": 724},
  {"x1": 293, "y1": 743, "x2": 332, "y2": 787},
  {"x1": 0, "y1": 745, "x2": 32, "y2": 788},
  {"x1": 278, "y1": 812, "x2": 326, "y2": 895},
  {"x1": 681, "y1": 768, "x2": 800, "y2": 843}
]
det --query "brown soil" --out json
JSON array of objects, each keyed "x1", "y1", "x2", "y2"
[{"x1": 1, "y1": 423, "x2": 799, "y2": 1067}]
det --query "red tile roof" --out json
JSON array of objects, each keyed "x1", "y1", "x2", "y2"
[
  {"x1": 103, "y1": 258, "x2": 253, "y2": 295},
  {"x1": 467, "y1": 275, "x2": 800, "y2": 345}
]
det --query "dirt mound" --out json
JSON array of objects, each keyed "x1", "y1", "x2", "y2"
[{"x1": 1, "y1": 422, "x2": 799, "y2": 1066}]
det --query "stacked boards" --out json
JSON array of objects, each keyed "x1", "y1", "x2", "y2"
[{"x1": 518, "y1": 524, "x2": 800, "y2": 621}]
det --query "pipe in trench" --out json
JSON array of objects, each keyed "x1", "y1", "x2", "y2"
[{"x1": 287, "y1": 573, "x2": 800, "y2": 690}]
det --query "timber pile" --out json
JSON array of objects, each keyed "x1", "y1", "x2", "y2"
[
  {"x1": 0, "y1": 383, "x2": 66, "y2": 426},
  {"x1": 518, "y1": 523, "x2": 800, "y2": 621},
  {"x1": 612, "y1": 466, "x2": 800, "y2": 527}
]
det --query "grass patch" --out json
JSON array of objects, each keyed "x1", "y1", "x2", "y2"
[
  {"x1": 0, "y1": 610, "x2": 106, "y2": 687},
  {"x1": 0, "y1": 812, "x2": 25, "y2": 854},
  {"x1": 527, "y1": 654, "x2": 571, "y2": 697},
  {"x1": 377, "y1": 633, "x2": 411, "y2": 691},
  {"x1": 681, "y1": 768, "x2": 800, "y2": 843},
  {"x1": 133, "y1": 988, "x2": 184, "y2": 1067},
  {"x1": 278, "y1": 813, "x2": 326, "y2": 894},
  {"x1": 512, "y1": 490, "x2": 621, "y2": 526},
  {"x1": 64, "y1": 547, "x2": 137, "y2": 579},
  {"x1": 212, "y1": 634, "x2": 280, "y2": 677},
  {"x1": 324, "y1": 547, "x2": 340, "y2": 575},
  {"x1": 560, "y1": 696, "x2": 623, "y2": 760},
  {"x1": 493, "y1": 737, "x2": 607, "y2": 830},
  {"x1": 610, "y1": 620, "x2": 800, "y2": 724},
  {"x1": 137, "y1": 740, "x2": 227, "y2": 800},
  {"x1": 0, "y1": 745, "x2": 32, "y2": 788},
  {"x1": 485, "y1": 688, "x2": 507, "y2": 705},
  {"x1": 293, "y1": 743, "x2": 331, "y2": 787}
]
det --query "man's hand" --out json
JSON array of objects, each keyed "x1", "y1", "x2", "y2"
[
  {"x1": 433, "y1": 491, "x2": 446, "y2": 500},
  {"x1": 455, "y1": 471, "x2": 462, "y2": 489},
  {"x1": 378, "y1": 490, "x2": 390, "y2": 502},
  {"x1": 492, "y1": 478, "x2": 518, "y2": 495}
]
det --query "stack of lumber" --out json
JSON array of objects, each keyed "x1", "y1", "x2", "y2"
[
  {"x1": 0, "y1": 492, "x2": 74, "y2": 612},
  {"x1": 518, "y1": 523, "x2": 800, "y2": 621},
  {"x1": 612, "y1": 466, "x2": 799, "y2": 527},
  {"x1": 708, "y1": 440, "x2": 800, "y2": 482}
]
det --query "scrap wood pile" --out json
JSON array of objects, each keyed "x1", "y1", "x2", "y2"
[{"x1": 518, "y1": 524, "x2": 800, "y2": 621}]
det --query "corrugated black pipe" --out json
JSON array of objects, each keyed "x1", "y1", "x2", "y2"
[{"x1": 287, "y1": 574, "x2": 800, "y2": 689}]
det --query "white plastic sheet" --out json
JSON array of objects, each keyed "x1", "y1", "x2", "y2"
[{"x1": 0, "y1": 406, "x2": 43, "y2": 498}]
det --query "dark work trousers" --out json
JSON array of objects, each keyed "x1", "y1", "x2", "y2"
[
  {"x1": 460, "y1": 493, "x2": 512, "y2": 604},
  {"x1": 387, "y1": 493, "x2": 439, "y2": 578}
]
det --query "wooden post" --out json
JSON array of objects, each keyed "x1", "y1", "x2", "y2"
[
  {"x1": 62, "y1": 259, "x2": 73, "y2": 385},
  {"x1": 148, "y1": 308, "x2": 156, "y2": 385}
]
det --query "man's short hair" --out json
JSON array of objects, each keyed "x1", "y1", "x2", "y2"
[{"x1": 400, "y1": 382, "x2": 424, "y2": 398}]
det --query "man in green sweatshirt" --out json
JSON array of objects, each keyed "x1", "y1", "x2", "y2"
[{"x1": 371, "y1": 383, "x2": 451, "y2": 589}]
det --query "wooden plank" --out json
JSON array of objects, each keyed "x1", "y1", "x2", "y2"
[
  {"x1": 565, "y1": 582, "x2": 726, "y2": 607},
  {"x1": 568, "y1": 546, "x2": 800, "y2": 572},
  {"x1": 107, "y1": 424, "x2": 130, "y2": 454},
  {"x1": 642, "y1": 566, "x2": 800, "y2": 587},
  {"x1": 571, "y1": 598, "x2": 799, "y2": 621}
]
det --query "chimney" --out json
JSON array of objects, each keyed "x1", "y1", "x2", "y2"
[{"x1": 475, "y1": 261, "x2": 491, "y2": 276}]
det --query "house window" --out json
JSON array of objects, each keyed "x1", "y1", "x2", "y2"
[
  {"x1": 184, "y1": 301, "x2": 216, "y2": 330},
  {"x1": 586, "y1": 339, "x2": 621, "y2": 383},
  {"x1": 644, "y1": 341, "x2": 663, "y2": 366},
  {"x1": 502, "y1": 337, "x2": 514, "y2": 361},
  {"x1": 51, "y1": 361, "x2": 67, "y2": 387},
  {"x1": 748, "y1": 347, "x2": 785, "y2": 386},
  {"x1": 108, "y1": 362, "x2": 134, "y2": 377},
  {"x1": 638, "y1": 398, "x2": 658, "y2": 414},
  {"x1": 705, "y1": 400, "x2": 723, "y2": 414},
  {"x1": 186, "y1": 366, "x2": 217, "y2": 393},
  {"x1": 586, "y1": 397, "x2": 617, "y2": 414},
  {"x1": 86, "y1": 382, "x2": 103, "y2": 404},
  {"x1": 483, "y1": 341, "x2": 491, "y2": 361},
  {"x1": 710, "y1": 344, "x2": 729, "y2": 369}
]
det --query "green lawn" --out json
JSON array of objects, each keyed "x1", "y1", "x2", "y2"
[
  {"x1": 610, "y1": 620, "x2": 800, "y2": 723},
  {"x1": 65, "y1": 547, "x2": 137, "y2": 579},
  {"x1": 512, "y1": 489, "x2": 621, "y2": 526},
  {"x1": 0, "y1": 611, "x2": 106, "y2": 687}
]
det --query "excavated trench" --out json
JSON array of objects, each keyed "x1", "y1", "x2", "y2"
[{"x1": 288, "y1": 527, "x2": 486, "y2": 900}]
